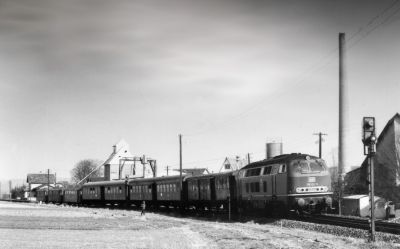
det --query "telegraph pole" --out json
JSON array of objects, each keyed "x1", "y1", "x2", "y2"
[
  {"x1": 47, "y1": 169, "x2": 50, "y2": 203},
  {"x1": 165, "y1": 166, "x2": 170, "y2": 176},
  {"x1": 313, "y1": 132, "x2": 327, "y2": 158},
  {"x1": 247, "y1": 153, "x2": 251, "y2": 164},
  {"x1": 8, "y1": 180, "x2": 11, "y2": 200},
  {"x1": 179, "y1": 134, "x2": 183, "y2": 194}
]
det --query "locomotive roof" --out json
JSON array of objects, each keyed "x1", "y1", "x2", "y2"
[
  {"x1": 128, "y1": 175, "x2": 190, "y2": 184},
  {"x1": 241, "y1": 153, "x2": 319, "y2": 170}
]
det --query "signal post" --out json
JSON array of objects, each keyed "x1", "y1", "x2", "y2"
[{"x1": 362, "y1": 117, "x2": 377, "y2": 242}]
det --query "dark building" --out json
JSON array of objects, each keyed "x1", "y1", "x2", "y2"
[{"x1": 345, "y1": 113, "x2": 400, "y2": 202}]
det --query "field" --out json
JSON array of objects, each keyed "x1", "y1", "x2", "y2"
[{"x1": 0, "y1": 201, "x2": 399, "y2": 249}]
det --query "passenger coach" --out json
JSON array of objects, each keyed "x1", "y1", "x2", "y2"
[{"x1": 186, "y1": 171, "x2": 236, "y2": 211}]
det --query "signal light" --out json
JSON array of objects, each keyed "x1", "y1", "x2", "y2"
[{"x1": 362, "y1": 117, "x2": 375, "y2": 145}]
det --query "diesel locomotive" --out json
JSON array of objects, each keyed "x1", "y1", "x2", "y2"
[{"x1": 36, "y1": 153, "x2": 333, "y2": 216}]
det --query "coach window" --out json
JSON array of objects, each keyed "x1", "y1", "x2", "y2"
[
  {"x1": 279, "y1": 165, "x2": 286, "y2": 173},
  {"x1": 263, "y1": 181, "x2": 267, "y2": 192},
  {"x1": 245, "y1": 183, "x2": 249, "y2": 193}
]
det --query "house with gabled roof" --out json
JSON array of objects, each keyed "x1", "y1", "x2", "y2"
[
  {"x1": 27, "y1": 173, "x2": 56, "y2": 192},
  {"x1": 219, "y1": 156, "x2": 248, "y2": 172}
]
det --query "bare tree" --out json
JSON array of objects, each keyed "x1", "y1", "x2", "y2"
[{"x1": 71, "y1": 159, "x2": 102, "y2": 183}]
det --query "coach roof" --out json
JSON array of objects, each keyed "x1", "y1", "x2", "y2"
[{"x1": 83, "y1": 179, "x2": 127, "y2": 187}]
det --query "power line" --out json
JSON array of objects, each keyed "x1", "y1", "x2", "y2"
[
  {"x1": 184, "y1": 1, "x2": 400, "y2": 138},
  {"x1": 348, "y1": 0, "x2": 400, "y2": 49}
]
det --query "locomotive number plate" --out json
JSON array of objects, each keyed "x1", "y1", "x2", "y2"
[{"x1": 308, "y1": 177, "x2": 316, "y2": 183}]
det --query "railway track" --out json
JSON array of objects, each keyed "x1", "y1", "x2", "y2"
[
  {"x1": 0, "y1": 199, "x2": 32, "y2": 203},
  {"x1": 3, "y1": 199, "x2": 399, "y2": 235},
  {"x1": 298, "y1": 214, "x2": 400, "y2": 235}
]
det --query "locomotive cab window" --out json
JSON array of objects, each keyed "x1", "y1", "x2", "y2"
[
  {"x1": 279, "y1": 164, "x2": 286, "y2": 173},
  {"x1": 263, "y1": 166, "x2": 272, "y2": 175},
  {"x1": 245, "y1": 168, "x2": 261, "y2": 177},
  {"x1": 291, "y1": 159, "x2": 327, "y2": 174},
  {"x1": 271, "y1": 165, "x2": 280, "y2": 174}
]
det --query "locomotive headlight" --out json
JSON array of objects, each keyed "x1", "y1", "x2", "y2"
[{"x1": 297, "y1": 198, "x2": 305, "y2": 207}]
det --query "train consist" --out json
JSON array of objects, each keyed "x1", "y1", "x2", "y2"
[{"x1": 37, "y1": 153, "x2": 333, "y2": 215}]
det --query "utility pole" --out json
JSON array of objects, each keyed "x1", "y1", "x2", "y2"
[
  {"x1": 313, "y1": 132, "x2": 327, "y2": 158},
  {"x1": 179, "y1": 134, "x2": 183, "y2": 194},
  {"x1": 8, "y1": 180, "x2": 11, "y2": 200},
  {"x1": 47, "y1": 169, "x2": 50, "y2": 203},
  {"x1": 247, "y1": 153, "x2": 251, "y2": 164},
  {"x1": 338, "y1": 32, "x2": 349, "y2": 215},
  {"x1": 165, "y1": 166, "x2": 170, "y2": 176}
]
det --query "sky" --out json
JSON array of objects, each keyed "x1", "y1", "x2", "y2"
[{"x1": 0, "y1": 0, "x2": 399, "y2": 181}]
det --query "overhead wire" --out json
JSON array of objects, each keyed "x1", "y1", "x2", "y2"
[
  {"x1": 178, "y1": 1, "x2": 400, "y2": 170},
  {"x1": 185, "y1": 0, "x2": 400, "y2": 138}
]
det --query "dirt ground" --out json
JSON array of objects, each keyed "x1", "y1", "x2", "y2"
[{"x1": 0, "y1": 201, "x2": 399, "y2": 249}]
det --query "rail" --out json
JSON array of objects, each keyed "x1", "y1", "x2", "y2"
[{"x1": 298, "y1": 214, "x2": 400, "y2": 235}]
